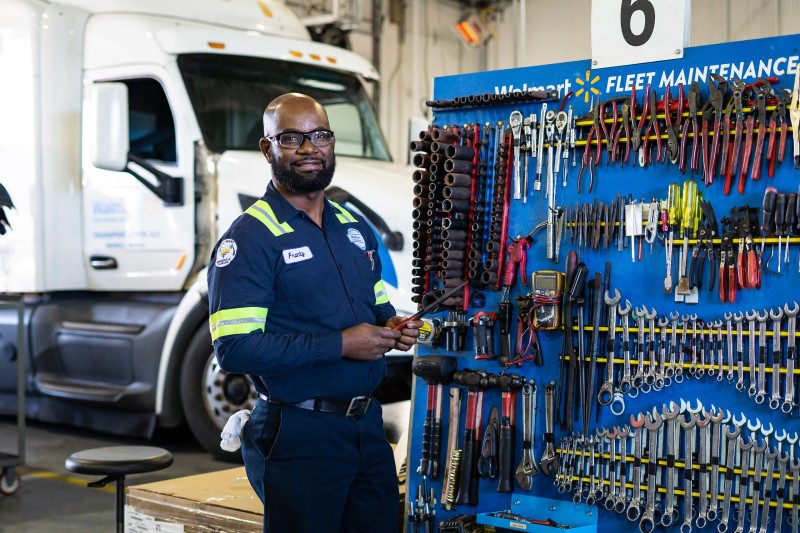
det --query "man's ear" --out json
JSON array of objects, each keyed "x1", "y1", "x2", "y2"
[{"x1": 259, "y1": 137, "x2": 274, "y2": 163}]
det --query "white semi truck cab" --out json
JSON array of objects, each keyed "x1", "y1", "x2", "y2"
[{"x1": 0, "y1": 0, "x2": 414, "y2": 456}]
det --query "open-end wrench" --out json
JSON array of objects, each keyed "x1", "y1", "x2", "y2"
[
  {"x1": 735, "y1": 436, "x2": 754, "y2": 533},
  {"x1": 679, "y1": 314, "x2": 691, "y2": 381},
  {"x1": 645, "y1": 308, "x2": 658, "y2": 387},
  {"x1": 784, "y1": 301, "x2": 799, "y2": 413},
  {"x1": 633, "y1": 306, "x2": 648, "y2": 390},
  {"x1": 759, "y1": 446, "x2": 778, "y2": 533},
  {"x1": 770, "y1": 306, "x2": 785, "y2": 410},
  {"x1": 725, "y1": 312, "x2": 736, "y2": 382},
  {"x1": 661, "y1": 401, "x2": 682, "y2": 527},
  {"x1": 706, "y1": 407, "x2": 725, "y2": 523},
  {"x1": 774, "y1": 451, "x2": 790, "y2": 533},
  {"x1": 605, "y1": 427, "x2": 619, "y2": 510},
  {"x1": 628, "y1": 413, "x2": 647, "y2": 522},
  {"x1": 657, "y1": 317, "x2": 669, "y2": 389},
  {"x1": 619, "y1": 301, "x2": 634, "y2": 394},
  {"x1": 639, "y1": 410, "x2": 663, "y2": 533},
  {"x1": 669, "y1": 312, "x2": 680, "y2": 380},
  {"x1": 718, "y1": 423, "x2": 742, "y2": 533},
  {"x1": 715, "y1": 320, "x2": 726, "y2": 381},
  {"x1": 695, "y1": 410, "x2": 712, "y2": 529},
  {"x1": 515, "y1": 382, "x2": 538, "y2": 490},
  {"x1": 756, "y1": 310, "x2": 770, "y2": 404},
  {"x1": 599, "y1": 289, "x2": 622, "y2": 406},
  {"x1": 747, "y1": 439, "x2": 768, "y2": 533},
  {"x1": 615, "y1": 425, "x2": 631, "y2": 514},
  {"x1": 680, "y1": 411, "x2": 698, "y2": 533},
  {"x1": 540, "y1": 381, "x2": 558, "y2": 476},
  {"x1": 747, "y1": 310, "x2": 759, "y2": 397},
  {"x1": 735, "y1": 312, "x2": 746, "y2": 391}
]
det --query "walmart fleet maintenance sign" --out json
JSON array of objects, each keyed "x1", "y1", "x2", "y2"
[{"x1": 432, "y1": 33, "x2": 800, "y2": 113}]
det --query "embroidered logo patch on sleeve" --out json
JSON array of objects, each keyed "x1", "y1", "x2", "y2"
[
  {"x1": 347, "y1": 228, "x2": 366, "y2": 250},
  {"x1": 215, "y1": 239, "x2": 237, "y2": 267},
  {"x1": 283, "y1": 246, "x2": 313, "y2": 264}
]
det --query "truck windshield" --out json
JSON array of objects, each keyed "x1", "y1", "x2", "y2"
[{"x1": 178, "y1": 54, "x2": 391, "y2": 161}]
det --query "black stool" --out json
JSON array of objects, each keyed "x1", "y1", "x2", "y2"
[{"x1": 65, "y1": 446, "x2": 173, "y2": 533}]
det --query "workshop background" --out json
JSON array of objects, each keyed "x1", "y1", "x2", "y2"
[{"x1": 1, "y1": 1, "x2": 800, "y2": 532}]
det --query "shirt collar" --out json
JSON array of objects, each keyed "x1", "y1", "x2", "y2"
[{"x1": 263, "y1": 180, "x2": 337, "y2": 226}]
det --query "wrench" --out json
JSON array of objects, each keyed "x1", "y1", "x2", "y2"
[
  {"x1": 633, "y1": 306, "x2": 648, "y2": 390},
  {"x1": 789, "y1": 457, "x2": 799, "y2": 533},
  {"x1": 585, "y1": 435, "x2": 599, "y2": 507},
  {"x1": 784, "y1": 301, "x2": 799, "y2": 413},
  {"x1": 661, "y1": 401, "x2": 682, "y2": 527},
  {"x1": 695, "y1": 410, "x2": 712, "y2": 529},
  {"x1": 645, "y1": 307, "x2": 658, "y2": 387},
  {"x1": 690, "y1": 315, "x2": 700, "y2": 377},
  {"x1": 770, "y1": 306, "x2": 785, "y2": 410},
  {"x1": 599, "y1": 289, "x2": 622, "y2": 406},
  {"x1": 747, "y1": 310, "x2": 759, "y2": 397},
  {"x1": 615, "y1": 425, "x2": 631, "y2": 513},
  {"x1": 725, "y1": 312, "x2": 736, "y2": 382},
  {"x1": 774, "y1": 451, "x2": 790, "y2": 533},
  {"x1": 758, "y1": 446, "x2": 778, "y2": 533},
  {"x1": 718, "y1": 423, "x2": 742, "y2": 533},
  {"x1": 669, "y1": 312, "x2": 680, "y2": 380},
  {"x1": 706, "y1": 407, "x2": 725, "y2": 523},
  {"x1": 515, "y1": 382, "x2": 538, "y2": 490},
  {"x1": 756, "y1": 310, "x2": 770, "y2": 404},
  {"x1": 639, "y1": 410, "x2": 663, "y2": 533},
  {"x1": 680, "y1": 412, "x2": 698, "y2": 533},
  {"x1": 734, "y1": 436, "x2": 754, "y2": 533},
  {"x1": 716, "y1": 320, "x2": 726, "y2": 381},
  {"x1": 734, "y1": 312, "x2": 746, "y2": 391},
  {"x1": 619, "y1": 301, "x2": 634, "y2": 394},
  {"x1": 678, "y1": 314, "x2": 691, "y2": 381},
  {"x1": 628, "y1": 413, "x2": 647, "y2": 522},
  {"x1": 657, "y1": 317, "x2": 669, "y2": 389},
  {"x1": 605, "y1": 427, "x2": 619, "y2": 510},
  {"x1": 572, "y1": 434, "x2": 588, "y2": 504},
  {"x1": 747, "y1": 440, "x2": 767, "y2": 533},
  {"x1": 540, "y1": 381, "x2": 558, "y2": 476}
]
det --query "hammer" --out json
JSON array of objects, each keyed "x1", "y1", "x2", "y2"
[{"x1": 411, "y1": 355, "x2": 457, "y2": 480}]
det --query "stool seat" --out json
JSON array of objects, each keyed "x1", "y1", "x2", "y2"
[
  {"x1": 65, "y1": 446, "x2": 173, "y2": 533},
  {"x1": 66, "y1": 446, "x2": 173, "y2": 477}
]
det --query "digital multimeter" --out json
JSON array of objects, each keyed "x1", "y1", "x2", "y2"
[{"x1": 531, "y1": 270, "x2": 565, "y2": 330}]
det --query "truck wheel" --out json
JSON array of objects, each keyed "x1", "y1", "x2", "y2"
[
  {"x1": 0, "y1": 470, "x2": 21, "y2": 495},
  {"x1": 180, "y1": 327, "x2": 257, "y2": 460}
]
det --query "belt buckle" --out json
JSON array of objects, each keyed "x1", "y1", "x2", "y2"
[{"x1": 345, "y1": 396, "x2": 370, "y2": 417}]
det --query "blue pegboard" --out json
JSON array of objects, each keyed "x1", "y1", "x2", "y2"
[{"x1": 406, "y1": 33, "x2": 800, "y2": 532}]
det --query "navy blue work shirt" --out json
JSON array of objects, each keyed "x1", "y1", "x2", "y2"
[{"x1": 207, "y1": 181, "x2": 396, "y2": 402}]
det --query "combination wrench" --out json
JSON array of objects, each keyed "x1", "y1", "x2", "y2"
[
  {"x1": 680, "y1": 411, "x2": 698, "y2": 533},
  {"x1": 717, "y1": 423, "x2": 741, "y2": 533},
  {"x1": 784, "y1": 301, "x2": 799, "y2": 413},
  {"x1": 657, "y1": 316, "x2": 669, "y2": 389},
  {"x1": 639, "y1": 410, "x2": 663, "y2": 533},
  {"x1": 758, "y1": 446, "x2": 778, "y2": 533},
  {"x1": 770, "y1": 306, "x2": 785, "y2": 410},
  {"x1": 661, "y1": 401, "x2": 682, "y2": 528},
  {"x1": 598, "y1": 289, "x2": 621, "y2": 406},
  {"x1": 619, "y1": 301, "x2": 634, "y2": 394},
  {"x1": 628, "y1": 413, "x2": 647, "y2": 522},
  {"x1": 725, "y1": 312, "x2": 736, "y2": 382},
  {"x1": 756, "y1": 310, "x2": 770, "y2": 404},
  {"x1": 747, "y1": 310, "x2": 759, "y2": 397}
]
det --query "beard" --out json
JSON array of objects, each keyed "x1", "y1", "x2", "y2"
[{"x1": 272, "y1": 156, "x2": 336, "y2": 194}]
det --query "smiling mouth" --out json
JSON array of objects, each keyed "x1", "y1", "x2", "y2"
[{"x1": 295, "y1": 159, "x2": 323, "y2": 168}]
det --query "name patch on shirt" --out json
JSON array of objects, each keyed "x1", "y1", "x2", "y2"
[
  {"x1": 347, "y1": 228, "x2": 367, "y2": 250},
  {"x1": 282, "y1": 246, "x2": 313, "y2": 264}
]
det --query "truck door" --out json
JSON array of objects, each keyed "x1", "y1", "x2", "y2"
[{"x1": 82, "y1": 71, "x2": 196, "y2": 291}]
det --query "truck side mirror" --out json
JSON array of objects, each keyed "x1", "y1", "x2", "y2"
[{"x1": 89, "y1": 82, "x2": 129, "y2": 171}]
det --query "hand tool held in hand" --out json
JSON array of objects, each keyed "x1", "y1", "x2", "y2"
[{"x1": 393, "y1": 279, "x2": 469, "y2": 331}]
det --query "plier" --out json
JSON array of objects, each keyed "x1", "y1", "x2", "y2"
[
  {"x1": 578, "y1": 102, "x2": 600, "y2": 193},
  {"x1": 718, "y1": 221, "x2": 737, "y2": 303},
  {"x1": 750, "y1": 79, "x2": 770, "y2": 181},
  {"x1": 612, "y1": 100, "x2": 632, "y2": 166},
  {"x1": 767, "y1": 88, "x2": 790, "y2": 178},
  {"x1": 642, "y1": 88, "x2": 661, "y2": 165},
  {"x1": 680, "y1": 81, "x2": 701, "y2": 174},
  {"x1": 736, "y1": 207, "x2": 759, "y2": 289},
  {"x1": 477, "y1": 406, "x2": 499, "y2": 479},
  {"x1": 791, "y1": 67, "x2": 800, "y2": 169},
  {"x1": 630, "y1": 83, "x2": 651, "y2": 166},
  {"x1": 707, "y1": 73, "x2": 728, "y2": 182},
  {"x1": 725, "y1": 79, "x2": 746, "y2": 194},
  {"x1": 664, "y1": 84, "x2": 685, "y2": 164}
]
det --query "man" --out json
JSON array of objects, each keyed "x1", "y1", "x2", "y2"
[{"x1": 207, "y1": 92, "x2": 421, "y2": 532}]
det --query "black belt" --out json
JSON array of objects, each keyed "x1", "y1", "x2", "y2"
[{"x1": 259, "y1": 394, "x2": 372, "y2": 417}]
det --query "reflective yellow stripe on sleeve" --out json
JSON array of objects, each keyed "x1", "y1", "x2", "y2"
[
  {"x1": 374, "y1": 280, "x2": 389, "y2": 305},
  {"x1": 209, "y1": 307, "x2": 268, "y2": 342},
  {"x1": 329, "y1": 201, "x2": 358, "y2": 224},
  {"x1": 245, "y1": 200, "x2": 293, "y2": 236}
]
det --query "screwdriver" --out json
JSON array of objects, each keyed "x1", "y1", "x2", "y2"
[
  {"x1": 664, "y1": 183, "x2": 681, "y2": 292},
  {"x1": 775, "y1": 193, "x2": 786, "y2": 273},
  {"x1": 786, "y1": 193, "x2": 797, "y2": 264},
  {"x1": 676, "y1": 179, "x2": 697, "y2": 294}
]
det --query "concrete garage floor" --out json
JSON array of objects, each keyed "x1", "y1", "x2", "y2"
[{"x1": 0, "y1": 401, "x2": 410, "y2": 532}]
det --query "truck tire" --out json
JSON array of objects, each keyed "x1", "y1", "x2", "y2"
[{"x1": 179, "y1": 327, "x2": 257, "y2": 461}]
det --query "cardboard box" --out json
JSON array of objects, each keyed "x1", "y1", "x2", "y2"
[{"x1": 125, "y1": 467, "x2": 262, "y2": 532}]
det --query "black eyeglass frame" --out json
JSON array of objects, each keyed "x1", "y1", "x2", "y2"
[{"x1": 265, "y1": 129, "x2": 335, "y2": 149}]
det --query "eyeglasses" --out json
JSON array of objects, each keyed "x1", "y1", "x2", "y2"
[{"x1": 266, "y1": 129, "x2": 335, "y2": 149}]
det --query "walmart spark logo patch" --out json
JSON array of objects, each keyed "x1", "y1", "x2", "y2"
[{"x1": 575, "y1": 70, "x2": 601, "y2": 103}]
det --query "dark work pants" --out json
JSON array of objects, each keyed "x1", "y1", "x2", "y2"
[{"x1": 242, "y1": 397, "x2": 399, "y2": 533}]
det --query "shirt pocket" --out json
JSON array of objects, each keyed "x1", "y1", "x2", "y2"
[{"x1": 351, "y1": 253, "x2": 377, "y2": 305}]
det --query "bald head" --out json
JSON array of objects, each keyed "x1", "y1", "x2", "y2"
[{"x1": 262, "y1": 93, "x2": 329, "y2": 137}]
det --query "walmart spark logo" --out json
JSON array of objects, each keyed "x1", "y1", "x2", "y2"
[{"x1": 575, "y1": 70, "x2": 601, "y2": 103}]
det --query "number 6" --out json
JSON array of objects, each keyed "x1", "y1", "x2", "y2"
[{"x1": 620, "y1": 0, "x2": 655, "y2": 47}]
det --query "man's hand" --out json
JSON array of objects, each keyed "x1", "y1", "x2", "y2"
[
  {"x1": 342, "y1": 323, "x2": 401, "y2": 361},
  {"x1": 384, "y1": 316, "x2": 423, "y2": 352}
]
